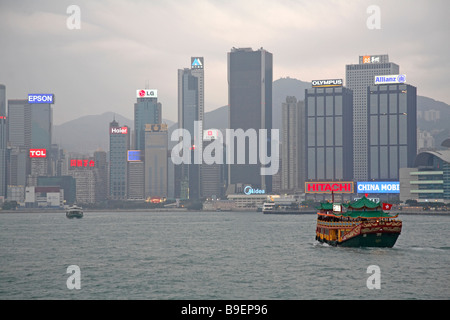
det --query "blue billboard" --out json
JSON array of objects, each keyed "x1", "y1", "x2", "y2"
[
  {"x1": 28, "y1": 94, "x2": 54, "y2": 104},
  {"x1": 357, "y1": 181, "x2": 400, "y2": 194},
  {"x1": 127, "y1": 150, "x2": 141, "y2": 162}
]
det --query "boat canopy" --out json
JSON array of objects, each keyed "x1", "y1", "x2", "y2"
[{"x1": 347, "y1": 196, "x2": 381, "y2": 210}]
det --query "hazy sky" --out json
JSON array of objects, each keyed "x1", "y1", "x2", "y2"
[{"x1": 1, "y1": 0, "x2": 449, "y2": 125}]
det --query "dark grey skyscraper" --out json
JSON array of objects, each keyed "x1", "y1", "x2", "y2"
[
  {"x1": 227, "y1": 47, "x2": 273, "y2": 192},
  {"x1": 346, "y1": 54, "x2": 399, "y2": 181},
  {"x1": 367, "y1": 83, "x2": 417, "y2": 180},
  {"x1": 177, "y1": 57, "x2": 204, "y2": 200},
  {"x1": 109, "y1": 119, "x2": 130, "y2": 200},
  {"x1": 0, "y1": 84, "x2": 6, "y2": 197},
  {"x1": 134, "y1": 89, "x2": 161, "y2": 151},
  {"x1": 305, "y1": 83, "x2": 354, "y2": 182}
]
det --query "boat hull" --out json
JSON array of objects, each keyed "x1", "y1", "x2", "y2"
[
  {"x1": 317, "y1": 232, "x2": 400, "y2": 248},
  {"x1": 66, "y1": 213, "x2": 83, "y2": 219}
]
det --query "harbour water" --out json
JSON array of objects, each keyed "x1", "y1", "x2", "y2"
[{"x1": 0, "y1": 210, "x2": 448, "y2": 300}]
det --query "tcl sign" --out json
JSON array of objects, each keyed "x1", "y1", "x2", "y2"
[
  {"x1": 110, "y1": 127, "x2": 128, "y2": 134},
  {"x1": 30, "y1": 149, "x2": 47, "y2": 158}
]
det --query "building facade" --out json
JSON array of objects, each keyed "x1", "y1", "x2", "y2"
[
  {"x1": 134, "y1": 90, "x2": 161, "y2": 151},
  {"x1": 305, "y1": 85, "x2": 354, "y2": 182},
  {"x1": 227, "y1": 47, "x2": 273, "y2": 192},
  {"x1": 109, "y1": 119, "x2": 130, "y2": 200},
  {"x1": 144, "y1": 124, "x2": 168, "y2": 199},
  {"x1": 281, "y1": 96, "x2": 305, "y2": 192},
  {"x1": 345, "y1": 54, "x2": 399, "y2": 181},
  {"x1": 367, "y1": 83, "x2": 417, "y2": 180}
]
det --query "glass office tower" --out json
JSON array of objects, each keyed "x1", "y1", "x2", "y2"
[
  {"x1": 227, "y1": 47, "x2": 273, "y2": 192},
  {"x1": 367, "y1": 83, "x2": 417, "y2": 180}
]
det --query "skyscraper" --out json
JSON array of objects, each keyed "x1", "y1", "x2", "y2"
[
  {"x1": 109, "y1": 119, "x2": 130, "y2": 200},
  {"x1": 177, "y1": 57, "x2": 205, "y2": 200},
  {"x1": 367, "y1": 82, "x2": 417, "y2": 180},
  {"x1": 281, "y1": 96, "x2": 305, "y2": 192},
  {"x1": 227, "y1": 47, "x2": 273, "y2": 192},
  {"x1": 0, "y1": 84, "x2": 6, "y2": 198},
  {"x1": 305, "y1": 81, "x2": 354, "y2": 182},
  {"x1": 144, "y1": 124, "x2": 168, "y2": 199},
  {"x1": 346, "y1": 54, "x2": 399, "y2": 181},
  {"x1": 134, "y1": 89, "x2": 161, "y2": 151}
]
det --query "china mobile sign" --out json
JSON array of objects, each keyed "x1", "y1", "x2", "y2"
[
  {"x1": 29, "y1": 149, "x2": 47, "y2": 158},
  {"x1": 357, "y1": 181, "x2": 400, "y2": 194},
  {"x1": 305, "y1": 182, "x2": 354, "y2": 193},
  {"x1": 110, "y1": 127, "x2": 128, "y2": 134}
]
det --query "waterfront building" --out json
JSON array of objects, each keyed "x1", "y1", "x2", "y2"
[
  {"x1": 0, "y1": 84, "x2": 6, "y2": 197},
  {"x1": 134, "y1": 89, "x2": 161, "y2": 151},
  {"x1": 144, "y1": 124, "x2": 168, "y2": 199},
  {"x1": 346, "y1": 54, "x2": 399, "y2": 181},
  {"x1": 367, "y1": 83, "x2": 417, "y2": 180},
  {"x1": 305, "y1": 83, "x2": 354, "y2": 182},
  {"x1": 227, "y1": 47, "x2": 273, "y2": 192},
  {"x1": 109, "y1": 119, "x2": 130, "y2": 200}
]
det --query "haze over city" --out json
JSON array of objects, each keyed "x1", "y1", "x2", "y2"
[{"x1": 0, "y1": 0, "x2": 449, "y2": 125}]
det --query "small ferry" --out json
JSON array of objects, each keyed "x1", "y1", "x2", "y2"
[
  {"x1": 315, "y1": 196, "x2": 402, "y2": 247},
  {"x1": 262, "y1": 197, "x2": 309, "y2": 214},
  {"x1": 66, "y1": 205, "x2": 84, "y2": 219}
]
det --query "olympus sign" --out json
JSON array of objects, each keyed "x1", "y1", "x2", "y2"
[{"x1": 311, "y1": 79, "x2": 343, "y2": 88}]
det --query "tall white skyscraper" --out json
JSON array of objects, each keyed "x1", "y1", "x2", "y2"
[{"x1": 345, "y1": 54, "x2": 399, "y2": 181}]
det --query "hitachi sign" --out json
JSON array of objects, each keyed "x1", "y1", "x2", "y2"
[
  {"x1": 29, "y1": 149, "x2": 47, "y2": 158},
  {"x1": 305, "y1": 181, "x2": 354, "y2": 193},
  {"x1": 110, "y1": 127, "x2": 128, "y2": 134}
]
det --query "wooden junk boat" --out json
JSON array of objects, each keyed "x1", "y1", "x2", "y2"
[{"x1": 315, "y1": 196, "x2": 402, "y2": 247}]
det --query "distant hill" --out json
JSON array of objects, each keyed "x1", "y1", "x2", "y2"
[{"x1": 53, "y1": 78, "x2": 450, "y2": 154}]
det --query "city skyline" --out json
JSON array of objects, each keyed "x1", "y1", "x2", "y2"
[{"x1": 0, "y1": 0, "x2": 449, "y2": 125}]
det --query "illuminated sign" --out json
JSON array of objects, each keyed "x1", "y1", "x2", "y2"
[
  {"x1": 305, "y1": 182, "x2": 354, "y2": 193},
  {"x1": 311, "y1": 79, "x2": 343, "y2": 88},
  {"x1": 362, "y1": 55, "x2": 381, "y2": 64},
  {"x1": 0, "y1": 116, "x2": 6, "y2": 119},
  {"x1": 28, "y1": 94, "x2": 54, "y2": 104},
  {"x1": 29, "y1": 149, "x2": 47, "y2": 158},
  {"x1": 110, "y1": 127, "x2": 128, "y2": 134},
  {"x1": 374, "y1": 74, "x2": 406, "y2": 85},
  {"x1": 357, "y1": 181, "x2": 400, "y2": 194},
  {"x1": 145, "y1": 124, "x2": 168, "y2": 132},
  {"x1": 191, "y1": 57, "x2": 204, "y2": 69},
  {"x1": 128, "y1": 150, "x2": 141, "y2": 162},
  {"x1": 136, "y1": 89, "x2": 157, "y2": 98},
  {"x1": 243, "y1": 186, "x2": 265, "y2": 195},
  {"x1": 70, "y1": 159, "x2": 95, "y2": 167},
  {"x1": 203, "y1": 129, "x2": 220, "y2": 141}
]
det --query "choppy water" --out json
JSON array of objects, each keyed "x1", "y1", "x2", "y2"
[{"x1": 0, "y1": 211, "x2": 448, "y2": 300}]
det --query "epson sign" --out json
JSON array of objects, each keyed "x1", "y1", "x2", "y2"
[
  {"x1": 311, "y1": 79, "x2": 343, "y2": 88},
  {"x1": 374, "y1": 74, "x2": 406, "y2": 85},
  {"x1": 28, "y1": 94, "x2": 54, "y2": 104}
]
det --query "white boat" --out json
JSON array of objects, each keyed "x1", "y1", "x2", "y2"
[
  {"x1": 262, "y1": 197, "x2": 311, "y2": 214},
  {"x1": 66, "y1": 205, "x2": 84, "y2": 219}
]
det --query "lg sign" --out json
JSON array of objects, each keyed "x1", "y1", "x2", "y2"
[
  {"x1": 136, "y1": 89, "x2": 157, "y2": 98},
  {"x1": 30, "y1": 149, "x2": 47, "y2": 158},
  {"x1": 110, "y1": 127, "x2": 128, "y2": 134}
]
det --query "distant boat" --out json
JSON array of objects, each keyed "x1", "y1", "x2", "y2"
[
  {"x1": 315, "y1": 196, "x2": 402, "y2": 247},
  {"x1": 66, "y1": 205, "x2": 84, "y2": 219},
  {"x1": 262, "y1": 197, "x2": 310, "y2": 214}
]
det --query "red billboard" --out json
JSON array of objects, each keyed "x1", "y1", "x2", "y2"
[
  {"x1": 305, "y1": 181, "x2": 354, "y2": 193},
  {"x1": 70, "y1": 159, "x2": 95, "y2": 167},
  {"x1": 29, "y1": 149, "x2": 47, "y2": 158},
  {"x1": 110, "y1": 127, "x2": 128, "y2": 134}
]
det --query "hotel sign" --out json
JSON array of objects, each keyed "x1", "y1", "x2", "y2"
[
  {"x1": 305, "y1": 181, "x2": 354, "y2": 193},
  {"x1": 374, "y1": 74, "x2": 406, "y2": 85},
  {"x1": 311, "y1": 79, "x2": 343, "y2": 88}
]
